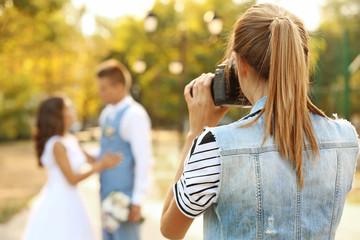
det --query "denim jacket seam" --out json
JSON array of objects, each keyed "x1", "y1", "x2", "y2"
[
  {"x1": 219, "y1": 142, "x2": 358, "y2": 157},
  {"x1": 295, "y1": 185, "x2": 301, "y2": 240},
  {"x1": 254, "y1": 154, "x2": 263, "y2": 240},
  {"x1": 216, "y1": 153, "x2": 224, "y2": 240},
  {"x1": 329, "y1": 150, "x2": 342, "y2": 237}
]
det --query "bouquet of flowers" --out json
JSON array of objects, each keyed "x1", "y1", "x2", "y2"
[{"x1": 101, "y1": 191, "x2": 131, "y2": 233}]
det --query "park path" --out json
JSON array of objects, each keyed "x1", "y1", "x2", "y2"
[{"x1": 0, "y1": 137, "x2": 359, "y2": 240}]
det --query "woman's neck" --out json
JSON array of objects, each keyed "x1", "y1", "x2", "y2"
[
  {"x1": 248, "y1": 79, "x2": 269, "y2": 105},
  {"x1": 62, "y1": 129, "x2": 70, "y2": 136}
]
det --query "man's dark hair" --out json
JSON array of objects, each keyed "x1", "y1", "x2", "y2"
[{"x1": 96, "y1": 59, "x2": 132, "y2": 91}]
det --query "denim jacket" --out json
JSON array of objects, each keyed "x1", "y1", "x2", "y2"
[{"x1": 204, "y1": 96, "x2": 359, "y2": 240}]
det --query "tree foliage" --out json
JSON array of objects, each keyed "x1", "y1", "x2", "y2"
[
  {"x1": 0, "y1": 0, "x2": 359, "y2": 140},
  {"x1": 0, "y1": 0, "x2": 106, "y2": 140},
  {"x1": 314, "y1": 0, "x2": 360, "y2": 117}
]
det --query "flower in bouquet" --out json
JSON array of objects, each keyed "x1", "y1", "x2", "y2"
[
  {"x1": 101, "y1": 191, "x2": 131, "y2": 233},
  {"x1": 102, "y1": 212, "x2": 120, "y2": 233}
]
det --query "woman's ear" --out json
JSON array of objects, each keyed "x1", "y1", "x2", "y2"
[{"x1": 233, "y1": 53, "x2": 248, "y2": 78}]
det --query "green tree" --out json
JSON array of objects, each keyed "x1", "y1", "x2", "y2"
[
  {"x1": 0, "y1": 0, "x2": 108, "y2": 140},
  {"x1": 315, "y1": 0, "x2": 360, "y2": 118}
]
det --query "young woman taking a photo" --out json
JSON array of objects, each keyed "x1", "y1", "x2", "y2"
[{"x1": 161, "y1": 3, "x2": 359, "y2": 240}]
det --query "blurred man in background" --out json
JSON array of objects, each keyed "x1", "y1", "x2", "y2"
[{"x1": 96, "y1": 59, "x2": 153, "y2": 240}]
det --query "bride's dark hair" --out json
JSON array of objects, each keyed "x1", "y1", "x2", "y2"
[{"x1": 34, "y1": 96, "x2": 65, "y2": 166}]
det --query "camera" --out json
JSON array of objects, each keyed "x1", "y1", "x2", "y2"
[
  {"x1": 191, "y1": 59, "x2": 251, "y2": 107},
  {"x1": 211, "y1": 60, "x2": 251, "y2": 107}
]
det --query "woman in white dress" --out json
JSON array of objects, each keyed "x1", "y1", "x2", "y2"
[{"x1": 22, "y1": 96, "x2": 121, "y2": 240}]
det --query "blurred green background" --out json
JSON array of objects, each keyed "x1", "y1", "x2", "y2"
[{"x1": 0, "y1": 0, "x2": 359, "y2": 140}]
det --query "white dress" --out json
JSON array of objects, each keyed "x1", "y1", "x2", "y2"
[{"x1": 22, "y1": 134, "x2": 95, "y2": 240}]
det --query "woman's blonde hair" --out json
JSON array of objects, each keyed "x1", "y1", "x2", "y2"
[{"x1": 226, "y1": 3, "x2": 327, "y2": 188}]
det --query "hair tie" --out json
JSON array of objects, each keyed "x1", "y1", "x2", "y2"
[{"x1": 272, "y1": 15, "x2": 288, "y2": 21}]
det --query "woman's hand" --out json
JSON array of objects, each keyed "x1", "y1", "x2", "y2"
[
  {"x1": 99, "y1": 152, "x2": 122, "y2": 171},
  {"x1": 160, "y1": 74, "x2": 230, "y2": 239},
  {"x1": 184, "y1": 73, "x2": 230, "y2": 137},
  {"x1": 54, "y1": 143, "x2": 122, "y2": 185}
]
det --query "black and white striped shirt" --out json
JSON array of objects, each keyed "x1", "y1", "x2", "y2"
[{"x1": 173, "y1": 129, "x2": 221, "y2": 218}]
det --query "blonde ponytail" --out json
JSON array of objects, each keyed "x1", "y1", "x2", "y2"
[
  {"x1": 229, "y1": 4, "x2": 327, "y2": 188},
  {"x1": 265, "y1": 16, "x2": 310, "y2": 188}
]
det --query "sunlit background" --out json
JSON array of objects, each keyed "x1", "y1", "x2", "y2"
[
  {"x1": 75, "y1": 0, "x2": 325, "y2": 35},
  {"x1": 1, "y1": 0, "x2": 360, "y2": 136},
  {"x1": 0, "y1": 0, "x2": 359, "y2": 239},
  {"x1": 1, "y1": 0, "x2": 359, "y2": 137}
]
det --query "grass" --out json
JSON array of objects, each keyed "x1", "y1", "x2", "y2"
[
  {"x1": 0, "y1": 197, "x2": 32, "y2": 223},
  {"x1": 0, "y1": 141, "x2": 46, "y2": 224}
]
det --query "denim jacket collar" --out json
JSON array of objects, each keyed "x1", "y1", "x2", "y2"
[{"x1": 249, "y1": 96, "x2": 267, "y2": 114}]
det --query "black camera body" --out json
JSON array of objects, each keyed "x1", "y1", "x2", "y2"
[{"x1": 211, "y1": 60, "x2": 251, "y2": 107}]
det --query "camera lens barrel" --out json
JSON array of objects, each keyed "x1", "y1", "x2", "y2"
[{"x1": 189, "y1": 59, "x2": 251, "y2": 107}]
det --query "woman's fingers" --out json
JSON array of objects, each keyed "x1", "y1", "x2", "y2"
[
  {"x1": 114, "y1": 153, "x2": 123, "y2": 163},
  {"x1": 184, "y1": 79, "x2": 196, "y2": 103},
  {"x1": 203, "y1": 73, "x2": 214, "y2": 89},
  {"x1": 202, "y1": 73, "x2": 214, "y2": 101},
  {"x1": 185, "y1": 73, "x2": 215, "y2": 109},
  {"x1": 192, "y1": 74, "x2": 209, "y2": 97},
  {"x1": 184, "y1": 73, "x2": 228, "y2": 135},
  {"x1": 184, "y1": 74, "x2": 204, "y2": 103},
  {"x1": 192, "y1": 73, "x2": 205, "y2": 99}
]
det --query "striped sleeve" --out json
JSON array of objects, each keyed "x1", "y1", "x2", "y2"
[{"x1": 173, "y1": 129, "x2": 221, "y2": 218}]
